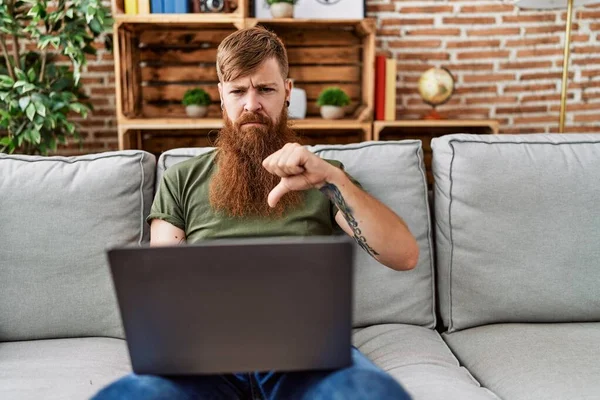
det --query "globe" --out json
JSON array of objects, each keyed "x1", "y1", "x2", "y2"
[{"x1": 418, "y1": 67, "x2": 455, "y2": 119}]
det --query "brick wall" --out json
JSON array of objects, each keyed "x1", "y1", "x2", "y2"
[{"x1": 55, "y1": 0, "x2": 600, "y2": 155}]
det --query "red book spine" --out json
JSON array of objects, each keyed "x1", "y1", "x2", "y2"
[{"x1": 375, "y1": 55, "x2": 387, "y2": 121}]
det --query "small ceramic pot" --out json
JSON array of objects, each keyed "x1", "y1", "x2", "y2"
[
  {"x1": 185, "y1": 105, "x2": 208, "y2": 118},
  {"x1": 320, "y1": 105, "x2": 345, "y2": 120},
  {"x1": 270, "y1": 3, "x2": 293, "y2": 18}
]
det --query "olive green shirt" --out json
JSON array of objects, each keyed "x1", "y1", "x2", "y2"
[{"x1": 146, "y1": 150, "x2": 360, "y2": 243}]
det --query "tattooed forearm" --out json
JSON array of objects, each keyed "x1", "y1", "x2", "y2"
[{"x1": 320, "y1": 183, "x2": 380, "y2": 258}]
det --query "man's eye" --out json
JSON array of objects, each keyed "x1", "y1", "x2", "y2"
[
  {"x1": 231, "y1": 90, "x2": 243, "y2": 94},
  {"x1": 260, "y1": 88, "x2": 274, "y2": 93}
]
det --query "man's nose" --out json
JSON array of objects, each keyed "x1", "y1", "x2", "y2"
[{"x1": 244, "y1": 90, "x2": 262, "y2": 113}]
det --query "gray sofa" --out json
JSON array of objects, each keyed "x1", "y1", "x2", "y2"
[{"x1": 1, "y1": 133, "x2": 599, "y2": 400}]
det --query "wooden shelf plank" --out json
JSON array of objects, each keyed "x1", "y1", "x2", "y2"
[
  {"x1": 114, "y1": 13, "x2": 243, "y2": 25},
  {"x1": 118, "y1": 118, "x2": 370, "y2": 131}
]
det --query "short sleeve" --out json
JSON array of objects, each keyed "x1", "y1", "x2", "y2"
[{"x1": 146, "y1": 169, "x2": 186, "y2": 230}]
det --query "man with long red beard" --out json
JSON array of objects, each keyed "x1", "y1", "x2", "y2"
[{"x1": 93, "y1": 26, "x2": 417, "y2": 400}]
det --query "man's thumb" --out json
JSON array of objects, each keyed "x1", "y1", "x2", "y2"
[{"x1": 268, "y1": 179, "x2": 290, "y2": 208}]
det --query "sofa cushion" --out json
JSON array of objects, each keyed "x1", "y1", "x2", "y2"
[
  {"x1": 353, "y1": 324, "x2": 499, "y2": 400},
  {"x1": 0, "y1": 151, "x2": 156, "y2": 341},
  {"x1": 443, "y1": 323, "x2": 600, "y2": 400},
  {"x1": 432, "y1": 134, "x2": 600, "y2": 332},
  {"x1": 0, "y1": 337, "x2": 131, "y2": 400},
  {"x1": 156, "y1": 141, "x2": 435, "y2": 328}
]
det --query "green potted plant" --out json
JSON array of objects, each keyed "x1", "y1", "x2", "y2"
[
  {"x1": 316, "y1": 87, "x2": 350, "y2": 120},
  {"x1": 0, "y1": 0, "x2": 112, "y2": 155},
  {"x1": 182, "y1": 88, "x2": 211, "y2": 118},
  {"x1": 266, "y1": 0, "x2": 296, "y2": 18}
]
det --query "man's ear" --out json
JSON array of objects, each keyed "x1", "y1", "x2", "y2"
[
  {"x1": 218, "y1": 82, "x2": 223, "y2": 102},
  {"x1": 284, "y1": 79, "x2": 293, "y2": 102}
]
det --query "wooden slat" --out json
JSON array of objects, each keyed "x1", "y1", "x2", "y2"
[
  {"x1": 288, "y1": 66, "x2": 360, "y2": 83},
  {"x1": 143, "y1": 84, "x2": 220, "y2": 103},
  {"x1": 295, "y1": 83, "x2": 360, "y2": 100},
  {"x1": 141, "y1": 65, "x2": 218, "y2": 82},
  {"x1": 271, "y1": 29, "x2": 360, "y2": 47},
  {"x1": 143, "y1": 103, "x2": 222, "y2": 118},
  {"x1": 139, "y1": 29, "x2": 234, "y2": 47},
  {"x1": 140, "y1": 47, "x2": 218, "y2": 63},
  {"x1": 287, "y1": 47, "x2": 360, "y2": 65}
]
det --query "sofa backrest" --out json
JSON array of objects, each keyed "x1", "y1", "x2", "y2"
[
  {"x1": 156, "y1": 141, "x2": 436, "y2": 329},
  {"x1": 432, "y1": 134, "x2": 600, "y2": 333},
  {"x1": 0, "y1": 151, "x2": 155, "y2": 341}
]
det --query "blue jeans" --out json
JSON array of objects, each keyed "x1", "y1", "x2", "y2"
[{"x1": 92, "y1": 347, "x2": 411, "y2": 400}]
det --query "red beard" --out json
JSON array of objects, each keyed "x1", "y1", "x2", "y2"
[{"x1": 209, "y1": 107, "x2": 304, "y2": 218}]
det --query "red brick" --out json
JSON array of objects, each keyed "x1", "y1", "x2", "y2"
[
  {"x1": 446, "y1": 39, "x2": 500, "y2": 49},
  {"x1": 500, "y1": 61, "x2": 553, "y2": 70},
  {"x1": 549, "y1": 103, "x2": 600, "y2": 112},
  {"x1": 443, "y1": 17, "x2": 496, "y2": 25},
  {"x1": 496, "y1": 105, "x2": 548, "y2": 114},
  {"x1": 461, "y1": 4, "x2": 514, "y2": 13},
  {"x1": 406, "y1": 28, "x2": 461, "y2": 36},
  {"x1": 526, "y1": 24, "x2": 579, "y2": 34},
  {"x1": 505, "y1": 37, "x2": 561, "y2": 47},
  {"x1": 503, "y1": 14, "x2": 557, "y2": 23},
  {"x1": 463, "y1": 73, "x2": 516, "y2": 83},
  {"x1": 574, "y1": 114, "x2": 600, "y2": 122},
  {"x1": 381, "y1": 18, "x2": 435, "y2": 26},
  {"x1": 467, "y1": 27, "x2": 520, "y2": 36},
  {"x1": 521, "y1": 72, "x2": 574, "y2": 80},
  {"x1": 367, "y1": 4, "x2": 395, "y2": 12},
  {"x1": 457, "y1": 50, "x2": 510, "y2": 60},
  {"x1": 466, "y1": 96, "x2": 519, "y2": 105},
  {"x1": 398, "y1": 6, "x2": 454, "y2": 14},
  {"x1": 504, "y1": 83, "x2": 557, "y2": 93},
  {"x1": 514, "y1": 115, "x2": 560, "y2": 124},
  {"x1": 395, "y1": 52, "x2": 450, "y2": 61},
  {"x1": 502, "y1": 127, "x2": 547, "y2": 134},
  {"x1": 447, "y1": 63, "x2": 495, "y2": 71},
  {"x1": 388, "y1": 40, "x2": 442, "y2": 49},
  {"x1": 522, "y1": 93, "x2": 575, "y2": 102},
  {"x1": 517, "y1": 48, "x2": 564, "y2": 57}
]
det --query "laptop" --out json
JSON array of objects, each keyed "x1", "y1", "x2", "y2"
[{"x1": 107, "y1": 236, "x2": 354, "y2": 375}]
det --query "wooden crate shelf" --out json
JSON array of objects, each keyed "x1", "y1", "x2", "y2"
[{"x1": 112, "y1": 2, "x2": 376, "y2": 152}]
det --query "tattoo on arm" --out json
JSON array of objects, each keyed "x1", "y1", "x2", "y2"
[{"x1": 320, "y1": 183, "x2": 379, "y2": 258}]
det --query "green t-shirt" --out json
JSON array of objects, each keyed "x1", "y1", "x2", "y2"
[{"x1": 146, "y1": 150, "x2": 359, "y2": 243}]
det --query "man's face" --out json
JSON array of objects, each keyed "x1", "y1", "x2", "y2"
[{"x1": 218, "y1": 57, "x2": 292, "y2": 129}]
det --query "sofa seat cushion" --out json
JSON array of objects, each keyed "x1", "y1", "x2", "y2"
[
  {"x1": 0, "y1": 337, "x2": 131, "y2": 400},
  {"x1": 353, "y1": 324, "x2": 500, "y2": 400},
  {"x1": 443, "y1": 323, "x2": 600, "y2": 400}
]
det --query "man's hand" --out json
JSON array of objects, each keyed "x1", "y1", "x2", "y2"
[{"x1": 262, "y1": 143, "x2": 338, "y2": 208}]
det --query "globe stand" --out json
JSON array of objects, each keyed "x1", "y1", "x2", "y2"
[{"x1": 423, "y1": 106, "x2": 444, "y2": 120}]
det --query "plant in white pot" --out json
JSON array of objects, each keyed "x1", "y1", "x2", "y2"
[
  {"x1": 317, "y1": 87, "x2": 350, "y2": 120},
  {"x1": 182, "y1": 88, "x2": 211, "y2": 118},
  {"x1": 266, "y1": 0, "x2": 296, "y2": 18}
]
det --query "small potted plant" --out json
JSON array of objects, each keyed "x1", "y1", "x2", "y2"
[
  {"x1": 182, "y1": 88, "x2": 211, "y2": 118},
  {"x1": 316, "y1": 87, "x2": 351, "y2": 120},
  {"x1": 266, "y1": 0, "x2": 296, "y2": 18}
]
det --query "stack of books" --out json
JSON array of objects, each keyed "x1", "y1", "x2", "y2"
[
  {"x1": 124, "y1": 0, "x2": 190, "y2": 14},
  {"x1": 374, "y1": 54, "x2": 397, "y2": 121}
]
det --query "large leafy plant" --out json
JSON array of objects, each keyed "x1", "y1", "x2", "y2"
[{"x1": 0, "y1": 0, "x2": 112, "y2": 155}]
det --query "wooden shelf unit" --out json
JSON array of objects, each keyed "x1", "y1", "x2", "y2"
[
  {"x1": 374, "y1": 119, "x2": 500, "y2": 186},
  {"x1": 111, "y1": 0, "x2": 376, "y2": 154}
]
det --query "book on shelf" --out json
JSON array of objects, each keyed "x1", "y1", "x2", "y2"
[
  {"x1": 125, "y1": 0, "x2": 138, "y2": 14},
  {"x1": 150, "y1": 0, "x2": 163, "y2": 12},
  {"x1": 374, "y1": 55, "x2": 386, "y2": 121},
  {"x1": 137, "y1": 0, "x2": 150, "y2": 14},
  {"x1": 384, "y1": 58, "x2": 397, "y2": 121},
  {"x1": 174, "y1": 0, "x2": 189, "y2": 13}
]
